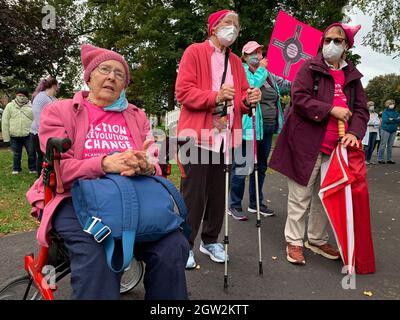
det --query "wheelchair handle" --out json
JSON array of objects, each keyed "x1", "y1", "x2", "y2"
[
  {"x1": 43, "y1": 138, "x2": 72, "y2": 195},
  {"x1": 45, "y1": 137, "x2": 72, "y2": 164}
]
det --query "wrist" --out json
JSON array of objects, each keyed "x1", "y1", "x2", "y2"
[{"x1": 101, "y1": 156, "x2": 108, "y2": 172}]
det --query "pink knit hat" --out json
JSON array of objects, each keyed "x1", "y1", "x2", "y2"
[
  {"x1": 207, "y1": 9, "x2": 233, "y2": 36},
  {"x1": 242, "y1": 41, "x2": 264, "y2": 55},
  {"x1": 320, "y1": 23, "x2": 361, "y2": 49},
  {"x1": 81, "y1": 44, "x2": 130, "y2": 87}
]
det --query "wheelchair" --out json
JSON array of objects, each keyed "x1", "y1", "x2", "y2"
[{"x1": 0, "y1": 135, "x2": 191, "y2": 300}]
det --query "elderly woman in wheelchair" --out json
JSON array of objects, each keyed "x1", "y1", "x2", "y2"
[{"x1": 19, "y1": 44, "x2": 190, "y2": 300}]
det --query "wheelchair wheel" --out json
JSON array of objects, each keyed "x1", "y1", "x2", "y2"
[
  {"x1": 120, "y1": 259, "x2": 144, "y2": 294},
  {"x1": 0, "y1": 275, "x2": 43, "y2": 300}
]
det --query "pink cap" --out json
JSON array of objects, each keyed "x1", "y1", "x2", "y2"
[
  {"x1": 242, "y1": 41, "x2": 264, "y2": 55},
  {"x1": 321, "y1": 23, "x2": 361, "y2": 49},
  {"x1": 207, "y1": 9, "x2": 232, "y2": 36},
  {"x1": 81, "y1": 44, "x2": 130, "y2": 87}
]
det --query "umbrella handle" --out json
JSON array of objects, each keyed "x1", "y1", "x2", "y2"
[{"x1": 338, "y1": 120, "x2": 345, "y2": 139}]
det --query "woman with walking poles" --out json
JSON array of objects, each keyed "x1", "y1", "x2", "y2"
[{"x1": 175, "y1": 9, "x2": 261, "y2": 270}]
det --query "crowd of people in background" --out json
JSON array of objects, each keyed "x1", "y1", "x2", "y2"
[{"x1": 362, "y1": 99, "x2": 400, "y2": 165}]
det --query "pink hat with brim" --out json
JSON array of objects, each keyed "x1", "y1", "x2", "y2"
[
  {"x1": 207, "y1": 9, "x2": 232, "y2": 36},
  {"x1": 81, "y1": 44, "x2": 130, "y2": 88},
  {"x1": 320, "y1": 23, "x2": 361, "y2": 49},
  {"x1": 242, "y1": 41, "x2": 264, "y2": 55}
]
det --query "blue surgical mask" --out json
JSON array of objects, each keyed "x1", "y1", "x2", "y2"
[
  {"x1": 103, "y1": 90, "x2": 128, "y2": 112},
  {"x1": 248, "y1": 54, "x2": 260, "y2": 66}
]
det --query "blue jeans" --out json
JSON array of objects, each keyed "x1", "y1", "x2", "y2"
[
  {"x1": 364, "y1": 132, "x2": 378, "y2": 162},
  {"x1": 378, "y1": 130, "x2": 397, "y2": 161},
  {"x1": 9, "y1": 136, "x2": 36, "y2": 172},
  {"x1": 52, "y1": 198, "x2": 189, "y2": 300},
  {"x1": 230, "y1": 124, "x2": 275, "y2": 209}
]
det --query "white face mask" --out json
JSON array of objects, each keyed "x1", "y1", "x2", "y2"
[
  {"x1": 216, "y1": 25, "x2": 238, "y2": 47},
  {"x1": 15, "y1": 95, "x2": 29, "y2": 106},
  {"x1": 388, "y1": 104, "x2": 395, "y2": 109},
  {"x1": 369, "y1": 106, "x2": 375, "y2": 112},
  {"x1": 322, "y1": 40, "x2": 344, "y2": 62}
]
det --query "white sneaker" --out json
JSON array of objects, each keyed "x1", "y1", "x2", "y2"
[
  {"x1": 12, "y1": 171, "x2": 19, "y2": 175},
  {"x1": 185, "y1": 250, "x2": 196, "y2": 269},
  {"x1": 199, "y1": 241, "x2": 228, "y2": 263}
]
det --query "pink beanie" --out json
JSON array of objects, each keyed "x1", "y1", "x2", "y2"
[
  {"x1": 207, "y1": 9, "x2": 232, "y2": 37},
  {"x1": 81, "y1": 44, "x2": 130, "y2": 87},
  {"x1": 320, "y1": 23, "x2": 361, "y2": 49}
]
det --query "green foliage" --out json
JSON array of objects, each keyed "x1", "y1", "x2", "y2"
[
  {"x1": 365, "y1": 73, "x2": 400, "y2": 110},
  {"x1": 0, "y1": 0, "x2": 79, "y2": 96},
  {"x1": 350, "y1": 0, "x2": 400, "y2": 57},
  {"x1": 346, "y1": 51, "x2": 362, "y2": 66}
]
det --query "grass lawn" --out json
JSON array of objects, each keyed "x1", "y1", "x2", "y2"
[{"x1": 0, "y1": 148, "x2": 39, "y2": 235}]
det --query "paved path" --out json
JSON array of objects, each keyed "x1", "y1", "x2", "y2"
[{"x1": 1, "y1": 148, "x2": 399, "y2": 300}]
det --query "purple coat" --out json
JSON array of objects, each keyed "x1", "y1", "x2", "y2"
[{"x1": 269, "y1": 53, "x2": 369, "y2": 186}]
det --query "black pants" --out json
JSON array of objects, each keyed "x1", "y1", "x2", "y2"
[
  {"x1": 10, "y1": 136, "x2": 36, "y2": 172},
  {"x1": 180, "y1": 146, "x2": 225, "y2": 248},
  {"x1": 31, "y1": 133, "x2": 43, "y2": 177}
]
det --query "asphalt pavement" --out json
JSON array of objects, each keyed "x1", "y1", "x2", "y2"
[{"x1": 0, "y1": 148, "x2": 399, "y2": 300}]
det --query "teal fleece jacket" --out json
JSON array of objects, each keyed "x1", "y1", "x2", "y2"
[{"x1": 242, "y1": 63, "x2": 268, "y2": 140}]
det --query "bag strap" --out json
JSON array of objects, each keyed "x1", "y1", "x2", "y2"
[
  {"x1": 103, "y1": 174, "x2": 139, "y2": 273},
  {"x1": 220, "y1": 50, "x2": 230, "y2": 88}
]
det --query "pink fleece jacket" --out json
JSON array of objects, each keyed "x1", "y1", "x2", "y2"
[
  {"x1": 175, "y1": 40, "x2": 250, "y2": 148},
  {"x1": 26, "y1": 91, "x2": 161, "y2": 247}
]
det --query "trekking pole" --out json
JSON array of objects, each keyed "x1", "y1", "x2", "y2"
[
  {"x1": 223, "y1": 102, "x2": 232, "y2": 289},
  {"x1": 251, "y1": 106, "x2": 263, "y2": 275}
]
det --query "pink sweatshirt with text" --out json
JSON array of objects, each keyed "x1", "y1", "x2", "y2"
[{"x1": 26, "y1": 91, "x2": 160, "y2": 247}]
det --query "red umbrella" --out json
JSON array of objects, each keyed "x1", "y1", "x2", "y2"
[{"x1": 319, "y1": 122, "x2": 375, "y2": 274}]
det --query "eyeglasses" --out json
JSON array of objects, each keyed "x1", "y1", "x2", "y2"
[
  {"x1": 97, "y1": 65, "x2": 126, "y2": 81},
  {"x1": 323, "y1": 37, "x2": 346, "y2": 45}
]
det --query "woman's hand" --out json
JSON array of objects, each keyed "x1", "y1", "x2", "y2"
[
  {"x1": 101, "y1": 152, "x2": 133, "y2": 174},
  {"x1": 341, "y1": 133, "x2": 359, "y2": 148},
  {"x1": 259, "y1": 58, "x2": 268, "y2": 69},
  {"x1": 101, "y1": 140, "x2": 155, "y2": 176},
  {"x1": 245, "y1": 87, "x2": 262, "y2": 106},
  {"x1": 216, "y1": 84, "x2": 235, "y2": 104},
  {"x1": 330, "y1": 107, "x2": 352, "y2": 122}
]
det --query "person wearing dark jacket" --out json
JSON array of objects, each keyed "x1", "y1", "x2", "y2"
[
  {"x1": 269, "y1": 23, "x2": 369, "y2": 265},
  {"x1": 377, "y1": 100, "x2": 400, "y2": 164}
]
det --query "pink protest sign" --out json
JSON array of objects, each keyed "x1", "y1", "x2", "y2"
[{"x1": 267, "y1": 11, "x2": 323, "y2": 81}]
